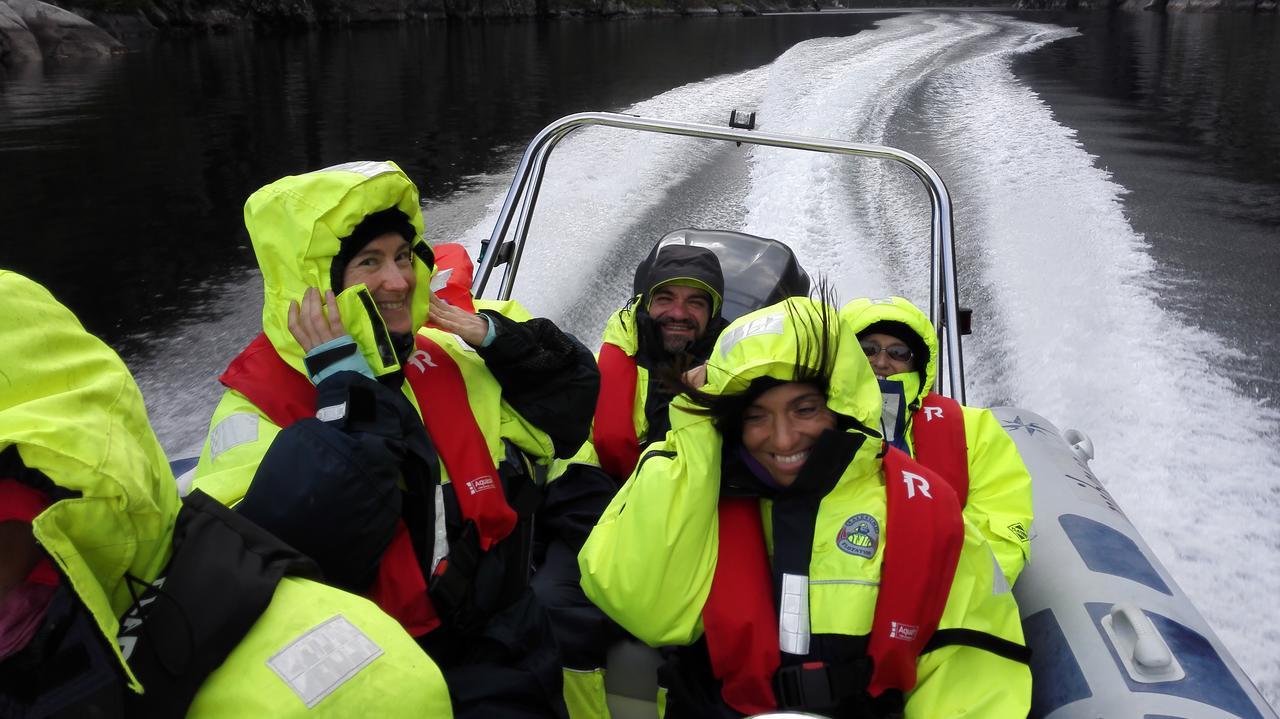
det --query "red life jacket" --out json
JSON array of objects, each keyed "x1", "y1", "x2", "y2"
[
  {"x1": 910, "y1": 391, "x2": 969, "y2": 505},
  {"x1": 701, "y1": 447, "x2": 964, "y2": 714},
  {"x1": 0, "y1": 479, "x2": 58, "y2": 587},
  {"x1": 593, "y1": 343, "x2": 642, "y2": 481},
  {"x1": 428, "y1": 243, "x2": 478, "y2": 317},
  {"x1": 219, "y1": 331, "x2": 517, "y2": 636}
]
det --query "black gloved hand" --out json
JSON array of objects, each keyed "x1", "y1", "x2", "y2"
[{"x1": 236, "y1": 374, "x2": 412, "y2": 592}]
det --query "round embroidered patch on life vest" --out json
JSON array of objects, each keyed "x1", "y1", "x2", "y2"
[{"x1": 836, "y1": 514, "x2": 880, "y2": 558}]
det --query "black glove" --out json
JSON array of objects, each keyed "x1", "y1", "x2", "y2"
[{"x1": 236, "y1": 373, "x2": 412, "y2": 591}]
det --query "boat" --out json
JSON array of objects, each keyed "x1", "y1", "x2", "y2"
[
  {"x1": 470, "y1": 112, "x2": 1279, "y2": 719},
  {"x1": 173, "y1": 112, "x2": 1278, "y2": 718}
]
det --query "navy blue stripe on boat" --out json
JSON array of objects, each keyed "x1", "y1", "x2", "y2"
[
  {"x1": 170, "y1": 456, "x2": 199, "y2": 478},
  {"x1": 1024, "y1": 608, "x2": 1092, "y2": 717},
  {"x1": 1060, "y1": 514, "x2": 1171, "y2": 595}
]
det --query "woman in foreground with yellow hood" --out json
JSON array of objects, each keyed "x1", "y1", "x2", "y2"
[
  {"x1": 579, "y1": 294, "x2": 1031, "y2": 718},
  {"x1": 0, "y1": 271, "x2": 451, "y2": 717}
]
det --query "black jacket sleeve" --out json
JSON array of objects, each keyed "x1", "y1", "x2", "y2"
[
  {"x1": 476, "y1": 312, "x2": 600, "y2": 459},
  {"x1": 537, "y1": 463, "x2": 619, "y2": 552},
  {"x1": 235, "y1": 371, "x2": 419, "y2": 592}
]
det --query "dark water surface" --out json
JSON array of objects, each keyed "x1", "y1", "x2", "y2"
[
  {"x1": 0, "y1": 14, "x2": 890, "y2": 357},
  {"x1": 1011, "y1": 10, "x2": 1280, "y2": 403}
]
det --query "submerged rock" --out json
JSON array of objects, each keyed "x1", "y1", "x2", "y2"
[
  {"x1": 0, "y1": 2, "x2": 43, "y2": 65},
  {"x1": 2, "y1": 0, "x2": 123, "y2": 61}
]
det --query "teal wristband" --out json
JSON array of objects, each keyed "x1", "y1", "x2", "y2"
[
  {"x1": 479, "y1": 314, "x2": 497, "y2": 348},
  {"x1": 306, "y1": 335, "x2": 375, "y2": 384}
]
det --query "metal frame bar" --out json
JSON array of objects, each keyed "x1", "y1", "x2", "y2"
[{"x1": 473, "y1": 112, "x2": 965, "y2": 401}]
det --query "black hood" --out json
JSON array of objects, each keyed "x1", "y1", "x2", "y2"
[{"x1": 633, "y1": 244, "x2": 725, "y2": 318}]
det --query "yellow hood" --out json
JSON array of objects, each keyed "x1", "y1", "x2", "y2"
[
  {"x1": 839, "y1": 296, "x2": 937, "y2": 408},
  {"x1": 0, "y1": 271, "x2": 177, "y2": 691},
  {"x1": 702, "y1": 296, "x2": 883, "y2": 436},
  {"x1": 244, "y1": 160, "x2": 433, "y2": 376}
]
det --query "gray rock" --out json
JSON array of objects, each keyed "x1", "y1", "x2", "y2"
[
  {"x1": 0, "y1": 2, "x2": 42, "y2": 65},
  {"x1": 6, "y1": 0, "x2": 123, "y2": 59}
]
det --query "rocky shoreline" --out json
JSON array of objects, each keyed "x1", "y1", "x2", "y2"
[{"x1": 1, "y1": 0, "x2": 1273, "y2": 67}]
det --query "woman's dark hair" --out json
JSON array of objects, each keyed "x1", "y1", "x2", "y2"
[
  {"x1": 329, "y1": 207, "x2": 417, "y2": 292},
  {"x1": 656, "y1": 278, "x2": 840, "y2": 440}
]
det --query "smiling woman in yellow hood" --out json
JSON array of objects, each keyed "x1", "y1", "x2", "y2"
[
  {"x1": 579, "y1": 295, "x2": 1030, "y2": 719},
  {"x1": 191, "y1": 161, "x2": 599, "y2": 719},
  {"x1": 841, "y1": 296, "x2": 1033, "y2": 586},
  {"x1": 0, "y1": 271, "x2": 451, "y2": 717},
  {"x1": 247, "y1": 160, "x2": 436, "y2": 377}
]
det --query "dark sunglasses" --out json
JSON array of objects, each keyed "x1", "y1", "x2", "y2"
[{"x1": 860, "y1": 340, "x2": 913, "y2": 363}]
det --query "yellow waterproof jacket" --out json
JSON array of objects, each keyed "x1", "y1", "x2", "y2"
[
  {"x1": 579, "y1": 297, "x2": 1030, "y2": 718},
  {"x1": 192, "y1": 161, "x2": 556, "y2": 506},
  {"x1": 0, "y1": 271, "x2": 451, "y2": 717},
  {"x1": 841, "y1": 296, "x2": 1033, "y2": 586}
]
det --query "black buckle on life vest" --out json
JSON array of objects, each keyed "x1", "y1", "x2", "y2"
[
  {"x1": 427, "y1": 521, "x2": 483, "y2": 633},
  {"x1": 774, "y1": 661, "x2": 837, "y2": 709}
]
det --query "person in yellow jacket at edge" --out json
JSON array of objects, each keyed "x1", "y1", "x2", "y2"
[
  {"x1": 579, "y1": 293, "x2": 1031, "y2": 718},
  {"x1": 0, "y1": 271, "x2": 452, "y2": 717},
  {"x1": 841, "y1": 296, "x2": 1033, "y2": 588},
  {"x1": 190, "y1": 160, "x2": 598, "y2": 718}
]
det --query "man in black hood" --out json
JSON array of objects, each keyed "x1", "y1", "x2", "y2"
[
  {"x1": 634, "y1": 243, "x2": 727, "y2": 354},
  {"x1": 533, "y1": 242, "x2": 729, "y2": 719}
]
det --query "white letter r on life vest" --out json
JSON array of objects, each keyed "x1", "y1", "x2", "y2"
[
  {"x1": 902, "y1": 471, "x2": 933, "y2": 500},
  {"x1": 408, "y1": 349, "x2": 437, "y2": 372},
  {"x1": 924, "y1": 406, "x2": 944, "y2": 421}
]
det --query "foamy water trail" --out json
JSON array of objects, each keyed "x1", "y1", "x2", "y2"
[
  {"x1": 737, "y1": 13, "x2": 1280, "y2": 701},
  {"x1": 916, "y1": 16, "x2": 1280, "y2": 698}
]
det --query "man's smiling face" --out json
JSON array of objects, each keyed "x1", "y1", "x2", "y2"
[{"x1": 648, "y1": 283, "x2": 712, "y2": 354}]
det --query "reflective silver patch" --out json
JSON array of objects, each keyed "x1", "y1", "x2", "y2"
[
  {"x1": 991, "y1": 550, "x2": 1011, "y2": 595},
  {"x1": 779, "y1": 573, "x2": 811, "y2": 655},
  {"x1": 717, "y1": 312, "x2": 785, "y2": 358},
  {"x1": 430, "y1": 267, "x2": 454, "y2": 293},
  {"x1": 210, "y1": 413, "x2": 259, "y2": 461},
  {"x1": 267, "y1": 615, "x2": 383, "y2": 708},
  {"x1": 316, "y1": 402, "x2": 347, "y2": 423},
  {"x1": 318, "y1": 160, "x2": 397, "y2": 179},
  {"x1": 431, "y1": 484, "x2": 448, "y2": 574}
]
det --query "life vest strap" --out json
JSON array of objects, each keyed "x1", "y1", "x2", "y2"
[
  {"x1": 922, "y1": 628, "x2": 1031, "y2": 664},
  {"x1": 407, "y1": 333, "x2": 515, "y2": 550},
  {"x1": 773, "y1": 659, "x2": 903, "y2": 716},
  {"x1": 910, "y1": 392, "x2": 969, "y2": 504},
  {"x1": 594, "y1": 342, "x2": 642, "y2": 482},
  {"x1": 866, "y1": 447, "x2": 964, "y2": 696},
  {"x1": 704, "y1": 496, "x2": 780, "y2": 715}
]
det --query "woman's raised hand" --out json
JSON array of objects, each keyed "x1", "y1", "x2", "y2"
[
  {"x1": 683, "y1": 363, "x2": 708, "y2": 389},
  {"x1": 288, "y1": 288, "x2": 347, "y2": 352},
  {"x1": 429, "y1": 293, "x2": 490, "y2": 346}
]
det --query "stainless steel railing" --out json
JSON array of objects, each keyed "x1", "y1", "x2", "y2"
[{"x1": 472, "y1": 112, "x2": 965, "y2": 401}]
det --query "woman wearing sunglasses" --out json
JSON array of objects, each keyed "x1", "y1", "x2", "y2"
[
  {"x1": 842, "y1": 297, "x2": 1033, "y2": 588},
  {"x1": 579, "y1": 295, "x2": 1030, "y2": 718}
]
